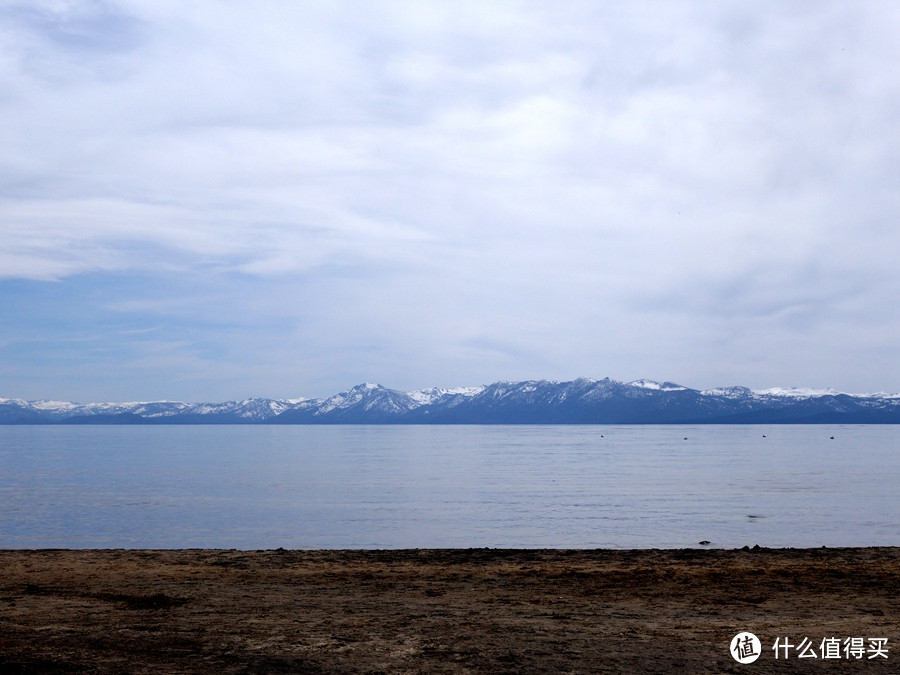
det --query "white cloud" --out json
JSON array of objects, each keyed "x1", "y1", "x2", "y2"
[{"x1": 1, "y1": 1, "x2": 899, "y2": 398}]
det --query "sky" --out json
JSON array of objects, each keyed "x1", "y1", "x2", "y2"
[{"x1": 1, "y1": 1, "x2": 899, "y2": 402}]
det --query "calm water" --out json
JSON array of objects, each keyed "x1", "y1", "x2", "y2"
[{"x1": 0, "y1": 425, "x2": 897, "y2": 549}]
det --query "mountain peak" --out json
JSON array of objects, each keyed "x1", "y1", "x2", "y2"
[{"x1": 348, "y1": 382, "x2": 382, "y2": 391}]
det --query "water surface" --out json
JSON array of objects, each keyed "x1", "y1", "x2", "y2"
[{"x1": 0, "y1": 425, "x2": 896, "y2": 548}]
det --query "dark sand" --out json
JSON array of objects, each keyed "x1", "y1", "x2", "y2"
[{"x1": 1, "y1": 547, "x2": 897, "y2": 673}]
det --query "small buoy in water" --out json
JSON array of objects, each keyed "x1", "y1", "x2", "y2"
[{"x1": 830, "y1": 436, "x2": 835, "y2": 440}]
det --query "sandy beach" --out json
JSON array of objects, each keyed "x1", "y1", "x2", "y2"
[{"x1": 1, "y1": 547, "x2": 897, "y2": 673}]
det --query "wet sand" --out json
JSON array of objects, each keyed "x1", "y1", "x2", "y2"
[{"x1": 1, "y1": 547, "x2": 897, "y2": 673}]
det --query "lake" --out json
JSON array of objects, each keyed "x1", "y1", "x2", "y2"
[{"x1": 0, "y1": 424, "x2": 897, "y2": 549}]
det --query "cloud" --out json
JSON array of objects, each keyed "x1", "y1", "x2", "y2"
[{"x1": 1, "y1": 1, "x2": 899, "y2": 399}]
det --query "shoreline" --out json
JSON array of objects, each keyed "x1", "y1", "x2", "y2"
[{"x1": 2, "y1": 547, "x2": 897, "y2": 672}]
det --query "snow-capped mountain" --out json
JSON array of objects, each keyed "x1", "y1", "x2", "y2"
[
  {"x1": 1, "y1": 378, "x2": 898, "y2": 424},
  {"x1": 0, "y1": 397, "x2": 294, "y2": 424}
]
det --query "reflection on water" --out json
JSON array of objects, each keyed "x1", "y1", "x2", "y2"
[{"x1": 0, "y1": 425, "x2": 897, "y2": 549}]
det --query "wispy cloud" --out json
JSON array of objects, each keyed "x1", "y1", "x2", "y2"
[{"x1": 1, "y1": 1, "x2": 898, "y2": 399}]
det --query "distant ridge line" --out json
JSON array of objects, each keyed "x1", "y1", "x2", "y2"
[{"x1": 2, "y1": 378, "x2": 899, "y2": 424}]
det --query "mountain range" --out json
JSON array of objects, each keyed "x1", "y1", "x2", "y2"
[{"x1": 2, "y1": 378, "x2": 899, "y2": 424}]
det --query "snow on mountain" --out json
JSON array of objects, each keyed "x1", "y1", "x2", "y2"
[
  {"x1": 2, "y1": 378, "x2": 898, "y2": 424},
  {"x1": 315, "y1": 383, "x2": 410, "y2": 415},
  {"x1": 188, "y1": 399, "x2": 295, "y2": 420},
  {"x1": 628, "y1": 379, "x2": 688, "y2": 391},
  {"x1": 869, "y1": 392, "x2": 900, "y2": 400},
  {"x1": 407, "y1": 386, "x2": 484, "y2": 405},
  {"x1": 28, "y1": 400, "x2": 86, "y2": 411},
  {"x1": 754, "y1": 387, "x2": 844, "y2": 398},
  {"x1": 701, "y1": 386, "x2": 753, "y2": 398}
]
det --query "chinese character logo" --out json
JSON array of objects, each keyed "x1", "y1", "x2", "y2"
[
  {"x1": 772, "y1": 635, "x2": 890, "y2": 660},
  {"x1": 731, "y1": 632, "x2": 762, "y2": 664}
]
